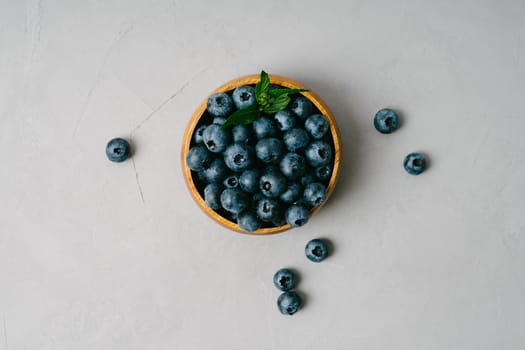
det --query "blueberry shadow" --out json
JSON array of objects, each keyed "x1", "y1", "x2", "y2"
[
  {"x1": 319, "y1": 237, "x2": 336, "y2": 259},
  {"x1": 295, "y1": 290, "x2": 309, "y2": 310},
  {"x1": 422, "y1": 150, "x2": 433, "y2": 172},
  {"x1": 127, "y1": 136, "x2": 138, "y2": 158}
]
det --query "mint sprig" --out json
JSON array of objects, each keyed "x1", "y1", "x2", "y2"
[{"x1": 221, "y1": 71, "x2": 308, "y2": 129}]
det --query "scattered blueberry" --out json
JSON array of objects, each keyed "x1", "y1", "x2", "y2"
[
  {"x1": 202, "y1": 124, "x2": 232, "y2": 153},
  {"x1": 239, "y1": 169, "x2": 260, "y2": 193},
  {"x1": 290, "y1": 96, "x2": 313, "y2": 119},
  {"x1": 280, "y1": 152, "x2": 306, "y2": 180},
  {"x1": 237, "y1": 211, "x2": 260, "y2": 232},
  {"x1": 305, "y1": 238, "x2": 328, "y2": 262},
  {"x1": 106, "y1": 138, "x2": 131, "y2": 163},
  {"x1": 374, "y1": 108, "x2": 399, "y2": 134},
  {"x1": 186, "y1": 145, "x2": 211, "y2": 171},
  {"x1": 273, "y1": 110, "x2": 296, "y2": 132},
  {"x1": 220, "y1": 188, "x2": 249, "y2": 215},
  {"x1": 305, "y1": 140, "x2": 332, "y2": 167},
  {"x1": 207, "y1": 92, "x2": 234, "y2": 117},
  {"x1": 204, "y1": 183, "x2": 223, "y2": 210},
  {"x1": 256, "y1": 138, "x2": 283, "y2": 163},
  {"x1": 277, "y1": 291, "x2": 302, "y2": 315},
  {"x1": 273, "y1": 268, "x2": 296, "y2": 291},
  {"x1": 283, "y1": 128, "x2": 310, "y2": 152},
  {"x1": 403, "y1": 152, "x2": 427, "y2": 175},
  {"x1": 285, "y1": 204, "x2": 310, "y2": 227},
  {"x1": 303, "y1": 182, "x2": 327, "y2": 206},
  {"x1": 304, "y1": 114, "x2": 329, "y2": 139},
  {"x1": 232, "y1": 85, "x2": 256, "y2": 110},
  {"x1": 223, "y1": 143, "x2": 254, "y2": 172},
  {"x1": 253, "y1": 117, "x2": 278, "y2": 139}
]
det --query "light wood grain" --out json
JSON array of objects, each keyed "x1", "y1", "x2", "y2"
[{"x1": 181, "y1": 74, "x2": 341, "y2": 235}]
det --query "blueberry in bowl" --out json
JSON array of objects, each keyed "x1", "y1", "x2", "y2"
[{"x1": 182, "y1": 72, "x2": 341, "y2": 234}]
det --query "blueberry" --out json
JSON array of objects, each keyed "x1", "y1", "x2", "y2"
[
  {"x1": 280, "y1": 152, "x2": 306, "y2": 180},
  {"x1": 299, "y1": 171, "x2": 318, "y2": 187},
  {"x1": 198, "y1": 157, "x2": 228, "y2": 183},
  {"x1": 374, "y1": 108, "x2": 399, "y2": 134},
  {"x1": 223, "y1": 174, "x2": 239, "y2": 188},
  {"x1": 315, "y1": 165, "x2": 332, "y2": 182},
  {"x1": 290, "y1": 96, "x2": 313, "y2": 119},
  {"x1": 305, "y1": 140, "x2": 332, "y2": 167},
  {"x1": 305, "y1": 238, "x2": 328, "y2": 262},
  {"x1": 304, "y1": 114, "x2": 329, "y2": 139},
  {"x1": 106, "y1": 138, "x2": 131, "y2": 163},
  {"x1": 283, "y1": 128, "x2": 310, "y2": 152},
  {"x1": 236, "y1": 169, "x2": 259, "y2": 193},
  {"x1": 303, "y1": 182, "x2": 327, "y2": 206},
  {"x1": 255, "y1": 138, "x2": 283, "y2": 163},
  {"x1": 232, "y1": 85, "x2": 256, "y2": 110},
  {"x1": 237, "y1": 211, "x2": 260, "y2": 232},
  {"x1": 186, "y1": 145, "x2": 211, "y2": 171},
  {"x1": 193, "y1": 124, "x2": 208, "y2": 144},
  {"x1": 256, "y1": 197, "x2": 280, "y2": 222},
  {"x1": 273, "y1": 110, "x2": 296, "y2": 132},
  {"x1": 223, "y1": 143, "x2": 254, "y2": 172},
  {"x1": 271, "y1": 213, "x2": 287, "y2": 227},
  {"x1": 273, "y1": 268, "x2": 296, "y2": 291},
  {"x1": 204, "y1": 183, "x2": 223, "y2": 210},
  {"x1": 253, "y1": 117, "x2": 278, "y2": 139},
  {"x1": 280, "y1": 182, "x2": 303, "y2": 204},
  {"x1": 285, "y1": 204, "x2": 309, "y2": 227},
  {"x1": 220, "y1": 188, "x2": 249, "y2": 215},
  {"x1": 277, "y1": 291, "x2": 301, "y2": 315},
  {"x1": 206, "y1": 92, "x2": 234, "y2": 117},
  {"x1": 213, "y1": 117, "x2": 227, "y2": 126},
  {"x1": 403, "y1": 152, "x2": 427, "y2": 175},
  {"x1": 203, "y1": 124, "x2": 232, "y2": 153},
  {"x1": 232, "y1": 124, "x2": 252, "y2": 143},
  {"x1": 251, "y1": 192, "x2": 265, "y2": 210},
  {"x1": 259, "y1": 170, "x2": 287, "y2": 198}
]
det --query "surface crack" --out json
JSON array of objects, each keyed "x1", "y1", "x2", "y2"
[
  {"x1": 130, "y1": 67, "x2": 209, "y2": 137},
  {"x1": 131, "y1": 157, "x2": 145, "y2": 205},
  {"x1": 126, "y1": 67, "x2": 208, "y2": 207}
]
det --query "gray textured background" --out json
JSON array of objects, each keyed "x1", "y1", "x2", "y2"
[{"x1": 1, "y1": 0, "x2": 524, "y2": 349}]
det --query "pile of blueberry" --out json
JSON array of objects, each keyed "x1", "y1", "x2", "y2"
[{"x1": 185, "y1": 85, "x2": 335, "y2": 232}]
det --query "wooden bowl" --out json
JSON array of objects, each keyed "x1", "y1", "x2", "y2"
[{"x1": 181, "y1": 74, "x2": 341, "y2": 234}]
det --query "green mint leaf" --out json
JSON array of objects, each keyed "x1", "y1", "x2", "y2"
[
  {"x1": 255, "y1": 70, "x2": 270, "y2": 100},
  {"x1": 268, "y1": 88, "x2": 309, "y2": 98},
  {"x1": 220, "y1": 104, "x2": 261, "y2": 129},
  {"x1": 263, "y1": 95, "x2": 291, "y2": 114}
]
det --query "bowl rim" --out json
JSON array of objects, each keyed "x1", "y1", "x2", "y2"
[{"x1": 181, "y1": 73, "x2": 341, "y2": 235}]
